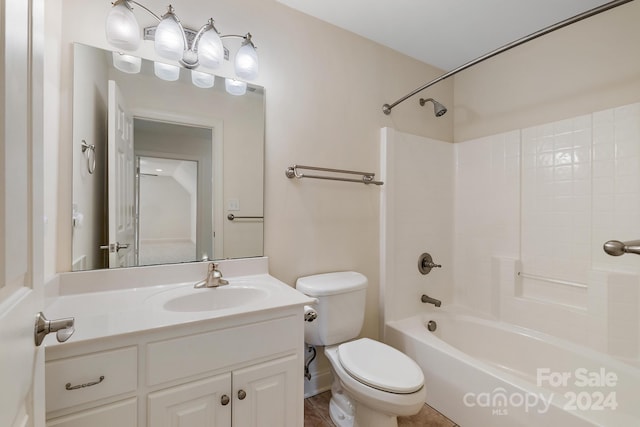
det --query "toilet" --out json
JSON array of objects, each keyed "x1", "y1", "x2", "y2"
[{"x1": 296, "y1": 272, "x2": 426, "y2": 427}]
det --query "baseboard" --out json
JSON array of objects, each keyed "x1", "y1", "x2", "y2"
[{"x1": 304, "y1": 367, "x2": 332, "y2": 398}]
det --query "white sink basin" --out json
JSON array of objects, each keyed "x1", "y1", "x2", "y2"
[{"x1": 153, "y1": 285, "x2": 270, "y2": 313}]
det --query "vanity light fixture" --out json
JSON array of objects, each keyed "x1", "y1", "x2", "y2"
[
  {"x1": 225, "y1": 78, "x2": 247, "y2": 96},
  {"x1": 153, "y1": 61, "x2": 180, "y2": 81},
  {"x1": 105, "y1": 0, "x2": 259, "y2": 83},
  {"x1": 112, "y1": 51, "x2": 142, "y2": 74},
  {"x1": 191, "y1": 70, "x2": 216, "y2": 89}
]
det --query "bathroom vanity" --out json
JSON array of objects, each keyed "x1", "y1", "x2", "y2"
[{"x1": 42, "y1": 258, "x2": 313, "y2": 427}]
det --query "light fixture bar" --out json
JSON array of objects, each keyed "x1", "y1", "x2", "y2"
[
  {"x1": 382, "y1": 0, "x2": 634, "y2": 115},
  {"x1": 106, "y1": 0, "x2": 258, "y2": 80}
]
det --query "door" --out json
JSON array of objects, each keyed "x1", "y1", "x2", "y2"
[
  {"x1": 107, "y1": 80, "x2": 135, "y2": 268},
  {"x1": 147, "y1": 373, "x2": 232, "y2": 427},
  {"x1": 232, "y1": 355, "x2": 299, "y2": 427},
  {"x1": 0, "y1": 0, "x2": 45, "y2": 426},
  {"x1": 137, "y1": 156, "x2": 198, "y2": 266}
]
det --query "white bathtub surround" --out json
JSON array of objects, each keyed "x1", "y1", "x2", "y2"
[
  {"x1": 454, "y1": 131, "x2": 521, "y2": 315},
  {"x1": 588, "y1": 270, "x2": 640, "y2": 360},
  {"x1": 381, "y1": 102, "x2": 640, "y2": 356},
  {"x1": 379, "y1": 103, "x2": 640, "y2": 426},
  {"x1": 455, "y1": 103, "x2": 640, "y2": 357},
  {"x1": 386, "y1": 309, "x2": 640, "y2": 427},
  {"x1": 379, "y1": 127, "x2": 454, "y2": 331}
]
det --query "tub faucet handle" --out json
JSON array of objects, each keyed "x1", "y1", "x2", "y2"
[{"x1": 418, "y1": 252, "x2": 441, "y2": 275}]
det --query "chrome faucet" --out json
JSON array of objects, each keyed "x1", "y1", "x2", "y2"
[
  {"x1": 603, "y1": 239, "x2": 640, "y2": 256},
  {"x1": 194, "y1": 263, "x2": 229, "y2": 288},
  {"x1": 421, "y1": 294, "x2": 441, "y2": 307}
]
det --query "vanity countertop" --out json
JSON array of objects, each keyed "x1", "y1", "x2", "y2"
[{"x1": 43, "y1": 258, "x2": 314, "y2": 348}]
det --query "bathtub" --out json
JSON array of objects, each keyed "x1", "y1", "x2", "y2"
[{"x1": 385, "y1": 309, "x2": 640, "y2": 427}]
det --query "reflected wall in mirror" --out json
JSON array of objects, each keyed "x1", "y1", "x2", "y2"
[{"x1": 72, "y1": 43, "x2": 265, "y2": 271}]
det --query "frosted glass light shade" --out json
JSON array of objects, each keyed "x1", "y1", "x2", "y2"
[
  {"x1": 234, "y1": 43, "x2": 258, "y2": 80},
  {"x1": 191, "y1": 70, "x2": 215, "y2": 88},
  {"x1": 112, "y1": 52, "x2": 141, "y2": 74},
  {"x1": 154, "y1": 62, "x2": 180, "y2": 81},
  {"x1": 155, "y1": 14, "x2": 185, "y2": 61},
  {"x1": 225, "y1": 78, "x2": 247, "y2": 96},
  {"x1": 105, "y1": 2, "x2": 140, "y2": 51},
  {"x1": 197, "y1": 29, "x2": 224, "y2": 69}
]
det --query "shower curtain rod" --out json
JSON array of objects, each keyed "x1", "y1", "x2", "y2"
[{"x1": 382, "y1": 0, "x2": 634, "y2": 115}]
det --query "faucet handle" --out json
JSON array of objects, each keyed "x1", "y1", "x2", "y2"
[
  {"x1": 210, "y1": 263, "x2": 223, "y2": 277},
  {"x1": 418, "y1": 252, "x2": 442, "y2": 275}
]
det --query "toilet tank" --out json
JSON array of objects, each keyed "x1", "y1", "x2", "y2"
[{"x1": 296, "y1": 271, "x2": 367, "y2": 346}]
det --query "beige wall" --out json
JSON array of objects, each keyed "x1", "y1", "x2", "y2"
[
  {"x1": 454, "y1": 0, "x2": 640, "y2": 142},
  {"x1": 45, "y1": 0, "x2": 451, "y2": 340}
]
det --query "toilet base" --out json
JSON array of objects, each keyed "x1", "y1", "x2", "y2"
[
  {"x1": 329, "y1": 393, "x2": 399, "y2": 427},
  {"x1": 352, "y1": 401, "x2": 398, "y2": 427},
  {"x1": 329, "y1": 398, "x2": 354, "y2": 427},
  {"x1": 328, "y1": 376, "x2": 355, "y2": 427},
  {"x1": 328, "y1": 367, "x2": 400, "y2": 427}
]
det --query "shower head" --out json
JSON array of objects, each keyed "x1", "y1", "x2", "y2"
[{"x1": 419, "y1": 98, "x2": 447, "y2": 117}]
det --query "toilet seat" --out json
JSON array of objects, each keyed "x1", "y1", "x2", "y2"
[{"x1": 337, "y1": 338, "x2": 424, "y2": 394}]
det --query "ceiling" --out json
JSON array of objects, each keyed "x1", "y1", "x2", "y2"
[{"x1": 276, "y1": 0, "x2": 614, "y2": 71}]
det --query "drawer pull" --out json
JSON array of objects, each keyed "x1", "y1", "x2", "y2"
[
  {"x1": 65, "y1": 375, "x2": 105, "y2": 390},
  {"x1": 237, "y1": 389, "x2": 246, "y2": 400},
  {"x1": 221, "y1": 395, "x2": 230, "y2": 406}
]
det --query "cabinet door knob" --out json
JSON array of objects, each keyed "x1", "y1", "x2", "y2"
[
  {"x1": 221, "y1": 395, "x2": 230, "y2": 406},
  {"x1": 237, "y1": 389, "x2": 247, "y2": 400}
]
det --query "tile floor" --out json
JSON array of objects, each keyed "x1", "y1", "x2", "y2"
[{"x1": 304, "y1": 391, "x2": 459, "y2": 427}]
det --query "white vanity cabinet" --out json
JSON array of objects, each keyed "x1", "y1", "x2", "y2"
[
  {"x1": 147, "y1": 373, "x2": 231, "y2": 426},
  {"x1": 231, "y1": 355, "x2": 299, "y2": 426},
  {"x1": 148, "y1": 355, "x2": 298, "y2": 427},
  {"x1": 45, "y1": 309, "x2": 305, "y2": 427}
]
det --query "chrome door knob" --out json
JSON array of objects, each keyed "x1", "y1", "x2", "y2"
[
  {"x1": 99, "y1": 242, "x2": 131, "y2": 252},
  {"x1": 34, "y1": 312, "x2": 75, "y2": 346}
]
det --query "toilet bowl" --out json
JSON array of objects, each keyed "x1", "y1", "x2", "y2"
[
  {"x1": 325, "y1": 339, "x2": 426, "y2": 427},
  {"x1": 295, "y1": 272, "x2": 426, "y2": 427}
]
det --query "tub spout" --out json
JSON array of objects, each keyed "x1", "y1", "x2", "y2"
[{"x1": 421, "y1": 294, "x2": 441, "y2": 307}]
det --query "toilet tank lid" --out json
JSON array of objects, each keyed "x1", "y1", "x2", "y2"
[{"x1": 296, "y1": 271, "x2": 367, "y2": 296}]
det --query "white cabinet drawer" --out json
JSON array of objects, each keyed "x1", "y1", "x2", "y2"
[
  {"x1": 147, "y1": 316, "x2": 297, "y2": 386},
  {"x1": 45, "y1": 346, "x2": 137, "y2": 413},
  {"x1": 47, "y1": 398, "x2": 137, "y2": 427}
]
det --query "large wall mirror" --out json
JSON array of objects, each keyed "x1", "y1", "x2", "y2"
[{"x1": 72, "y1": 43, "x2": 264, "y2": 271}]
